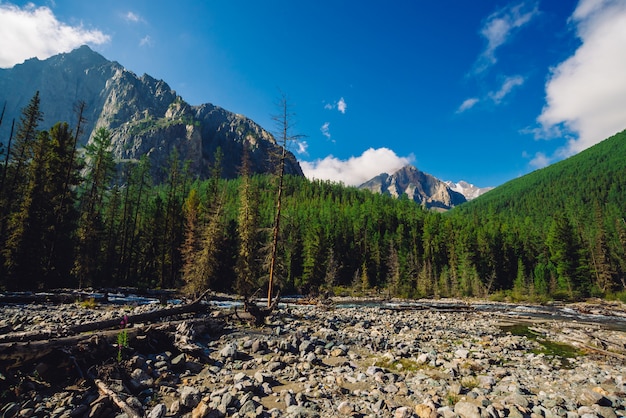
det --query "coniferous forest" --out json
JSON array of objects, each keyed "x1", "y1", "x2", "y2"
[{"x1": 1, "y1": 93, "x2": 625, "y2": 301}]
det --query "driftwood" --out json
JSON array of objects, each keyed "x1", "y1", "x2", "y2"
[
  {"x1": 0, "y1": 290, "x2": 211, "y2": 344},
  {"x1": 0, "y1": 316, "x2": 221, "y2": 369},
  {"x1": 0, "y1": 291, "x2": 216, "y2": 369},
  {"x1": 95, "y1": 379, "x2": 143, "y2": 418},
  {"x1": 238, "y1": 290, "x2": 281, "y2": 326}
]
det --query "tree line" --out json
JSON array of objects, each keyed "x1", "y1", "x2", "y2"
[{"x1": 1, "y1": 93, "x2": 625, "y2": 301}]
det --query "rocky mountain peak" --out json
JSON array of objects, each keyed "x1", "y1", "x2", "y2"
[
  {"x1": 359, "y1": 164, "x2": 466, "y2": 210},
  {"x1": 0, "y1": 45, "x2": 303, "y2": 182}
]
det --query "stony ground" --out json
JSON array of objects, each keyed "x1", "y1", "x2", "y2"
[{"x1": 1, "y1": 299, "x2": 625, "y2": 418}]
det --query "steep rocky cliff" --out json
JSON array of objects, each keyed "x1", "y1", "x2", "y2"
[
  {"x1": 0, "y1": 45, "x2": 303, "y2": 181},
  {"x1": 359, "y1": 165, "x2": 467, "y2": 210}
]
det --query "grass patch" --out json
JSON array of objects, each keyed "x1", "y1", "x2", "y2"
[
  {"x1": 606, "y1": 290, "x2": 626, "y2": 303},
  {"x1": 501, "y1": 324, "x2": 583, "y2": 366},
  {"x1": 373, "y1": 357, "x2": 425, "y2": 372},
  {"x1": 460, "y1": 376, "x2": 479, "y2": 390},
  {"x1": 78, "y1": 298, "x2": 98, "y2": 309}
]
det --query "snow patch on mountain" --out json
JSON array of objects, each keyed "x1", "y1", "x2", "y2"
[{"x1": 444, "y1": 181, "x2": 493, "y2": 200}]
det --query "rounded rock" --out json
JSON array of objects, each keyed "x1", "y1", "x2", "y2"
[{"x1": 337, "y1": 401, "x2": 354, "y2": 415}]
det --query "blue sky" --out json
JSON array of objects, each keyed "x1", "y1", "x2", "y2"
[{"x1": 1, "y1": 1, "x2": 626, "y2": 187}]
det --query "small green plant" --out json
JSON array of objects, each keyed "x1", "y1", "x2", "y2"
[
  {"x1": 116, "y1": 315, "x2": 129, "y2": 362},
  {"x1": 79, "y1": 298, "x2": 98, "y2": 309},
  {"x1": 446, "y1": 393, "x2": 460, "y2": 406}
]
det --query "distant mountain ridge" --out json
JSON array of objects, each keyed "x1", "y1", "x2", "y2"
[
  {"x1": 359, "y1": 165, "x2": 467, "y2": 210},
  {"x1": 444, "y1": 180, "x2": 493, "y2": 200},
  {"x1": 0, "y1": 45, "x2": 303, "y2": 181}
]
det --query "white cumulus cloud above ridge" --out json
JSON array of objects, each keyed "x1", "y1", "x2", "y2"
[
  {"x1": 533, "y1": 0, "x2": 626, "y2": 166},
  {"x1": 0, "y1": 3, "x2": 110, "y2": 68},
  {"x1": 300, "y1": 148, "x2": 414, "y2": 186}
]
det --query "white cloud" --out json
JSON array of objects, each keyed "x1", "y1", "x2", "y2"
[
  {"x1": 526, "y1": 152, "x2": 551, "y2": 169},
  {"x1": 295, "y1": 140, "x2": 308, "y2": 155},
  {"x1": 320, "y1": 122, "x2": 331, "y2": 140},
  {"x1": 489, "y1": 75, "x2": 525, "y2": 104},
  {"x1": 457, "y1": 97, "x2": 479, "y2": 113},
  {"x1": 537, "y1": 0, "x2": 626, "y2": 157},
  {"x1": 300, "y1": 147, "x2": 414, "y2": 186},
  {"x1": 337, "y1": 97, "x2": 347, "y2": 114},
  {"x1": 475, "y1": 2, "x2": 539, "y2": 73},
  {"x1": 0, "y1": 4, "x2": 110, "y2": 68},
  {"x1": 125, "y1": 11, "x2": 142, "y2": 23},
  {"x1": 324, "y1": 97, "x2": 347, "y2": 114},
  {"x1": 139, "y1": 35, "x2": 153, "y2": 47}
]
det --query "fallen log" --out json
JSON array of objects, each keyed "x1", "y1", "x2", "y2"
[
  {"x1": 0, "y1": 316, "x2": 219, "y2": 369},
  {"x1": 95, "y1": 379, "x2": 143, "y2": 418},
  {"x1": 0, "y1": 290, "x2": 211, "y2": 344},
  {"x1": 0, "y1": 311, "x2": 222, "y2": 369}
]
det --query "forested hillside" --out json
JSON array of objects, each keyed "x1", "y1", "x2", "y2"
[
  {"x1": 456, "y1": 129, "x2": 626, "y2": 222},
  {"x1": 452, "y1": 129, "x2": 626, "y2": 299},
  {"x1": 1, "y1": 95, "x2": 625, "y2": 301}
]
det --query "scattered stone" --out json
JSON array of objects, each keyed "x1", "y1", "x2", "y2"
[
  {"x1": 394, "y1": 406, "x2": 414, "y2": 418},
  {"x1": 579, "y1": 389, "x2": 611, "y2": 407},
  {"x1": 504, "y1": 393, "x2": 530, "y2": 409},
  {"x1": 146, "y1": 404, "x2": 167, "y2": 418},
  {"x1": 180, "y1": 386, "x2": 201, "y2": 408},
  {"x1": 337, "y1": 401, "x2": 353, "y2": 415},
  {"x1": 455, "y1": 401, "x2": 481, "y2": 418},
  {"x1": 414, "y1": 403, "x2": 433, "y2": 418},
  {"x1": 2, "y1": 300, "x2": 626, "y2": 418},
  {"x1": 171, "y1": 353, "x2": 186, "y2": 369},
  {"x1": 455, "y1": 349, "x2": 470, "y2": 359},
  {"x1": 238, "y1": 399, "x2": 259, "y2": 416},
  {"x1": 219, "y1": 342, "x2": 238, "y2": 359}
]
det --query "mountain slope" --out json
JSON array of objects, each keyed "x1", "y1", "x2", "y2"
[
  {"x1": 455, "y1": 129, "x2": 626, "y2": 220},
  {"x1": 0, "y1": 45, "x2": 303, "y2": 181},
  {"x1": 359, "y1": 165, "x2": 466, "y2": 210}
]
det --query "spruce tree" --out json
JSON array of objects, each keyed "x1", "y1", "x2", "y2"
[
  {"x1": 235, "y1": 148, "x2": 260, "y2": 297},
  {"x1": 2, "y1": 123, "x2": 79, "y2": 289},
  {"x1": 3, "y1": 129, "x2": 51, "y2": 289},
  {"x1": 74, "y1": 127, "x2": 115, "y2": 288},
  {"x1": 7, "y1": 92, "x2": 43, "y2": 200},
  {"x1": 546, "y1": 214, "x2": 581, "y2": 298}
]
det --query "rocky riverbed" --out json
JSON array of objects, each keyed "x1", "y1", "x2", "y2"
[{"x1": 1, "y1": 299, "x2": 625, "y2": 418}]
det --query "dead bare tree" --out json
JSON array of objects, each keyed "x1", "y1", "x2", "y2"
[{"x1": 266, "y1": 91, "x2": 305, "y2": 307}]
